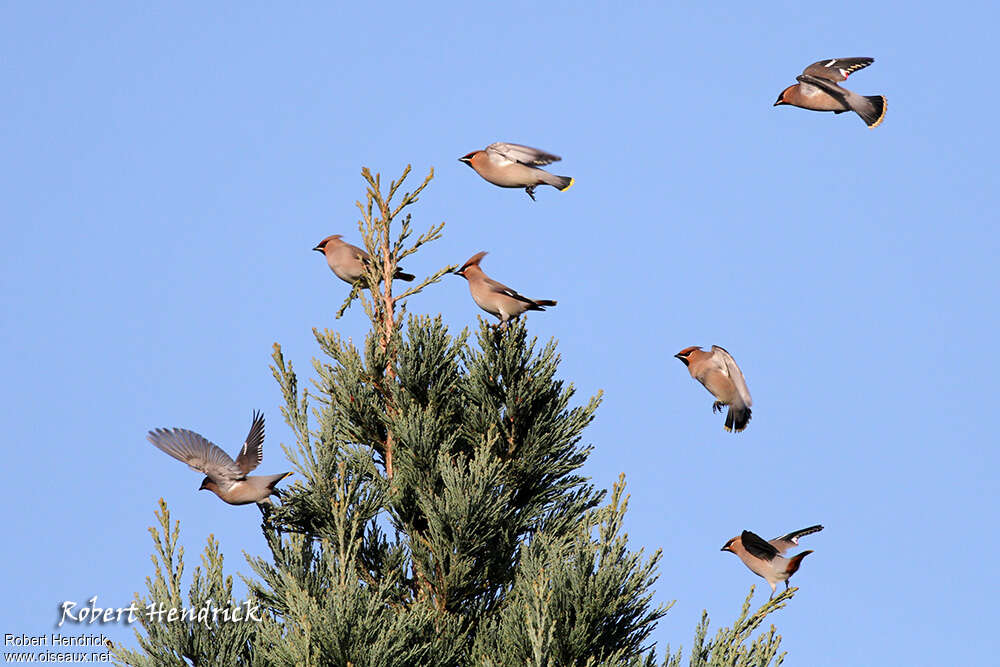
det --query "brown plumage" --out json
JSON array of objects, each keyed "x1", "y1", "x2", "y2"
[
  {"x1": 313, "y1": 234, "x2": 415, "y2": 284},
  {"x1": 674, "y1": 345, "x2": 752, "y2": 432},
  {"x1": 459, "y1": 142, "x2": 574, "y2": 200},
  {"x1": 774, "y1": 57, "x2": 887, "y2": 128},
  {"x1": 147, "y1": 411, "x2": 291, "y2": 506},
  {"x1": 721, "y1": 525, "x2": 824, "y2": 598},
  {"x1": 453, "y1": 251, "x2": 556, "y2": 326}
]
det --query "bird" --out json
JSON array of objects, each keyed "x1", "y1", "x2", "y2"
[
  {"x1": 147, "y1": 411, "x2": 292, "y2": 505},
  {"x1": 721, "y1": 525, "x2": 824, "y2": 598},
  {"x1": 459, "y1": 142, "x2": 574, "y2": 200},
  {"x1": 453, "y1": 251, "x2": 556, "y2": 326},
  {"x1": 774, "y1": 57, "x2": 887, "y2": 128},
  {"x1": 674, "y1": 345, "x2": 753, "y2": 432},
  {"x1": 313, "y1": 234, "x2": 415, "y2": 285}
]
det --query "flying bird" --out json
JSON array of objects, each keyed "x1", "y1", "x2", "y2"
[
  {"x1": 459, "y1": 142, "x2": 574, "y2": 200},
  {"x1": 774, "y1": 58, "x2": 887, "y2": 128},
  {"x1": 147, "y1": 411, "x2": 291, "y2": 505},
  {"x1": 721, "y1": 525, "x2": 824, "y2": 597},
  {"x1": 454, "y1": 251, "x2": 556, "y2": 326},
  {"x1": 674, "y1": 345, "x2": 753, "y2": 432},
  {"x1": 313, "y1": 234, "x2": 415, "y2": 285}
]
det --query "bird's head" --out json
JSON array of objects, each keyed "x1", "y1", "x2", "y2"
[
  {"x1": 773, "y1": 85, "x2": 794, "y2": 106},
  {"x1": 674, "y1": 346, "x2": 701, "y2": 367},
  {"x1": 453, "y1": 251, "x2": 488, "y2": 280},
  {"x1": 313, "y1": 234, "x2": 343, "y2": 253}
]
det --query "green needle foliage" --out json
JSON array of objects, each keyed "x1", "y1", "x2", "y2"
[
  {"x1": 125, "y1": 167, "x2": 798, "y2": 666},
  {"x1": 113, "y1": 500, "x2": 259, "y2": 666}
]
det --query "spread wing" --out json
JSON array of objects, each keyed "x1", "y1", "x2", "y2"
[
  {"x1": 802, "y1": 57, "x2": 873, "y2": 82},
  {"x1": 770, "y1": 525, "x2": 824, "y2": 554},
  {"x1": 741, "y1": 530, "x2": 779, "y2": 561},
  {"x1": 711, "y1": 345, "x2": 752, "y2": 406},
  {"x1": 147, "y1": 427, "x2": 243, "y2": 483},
  {"x1": 483, "y1": 275, "x2": 535, "y2": 305},
  {"x1": 234, "y1": 411, "x2": 265, "y2": 475},
  {"x1": 486, "y1": 142, "x2": 561, "y2": 166}
]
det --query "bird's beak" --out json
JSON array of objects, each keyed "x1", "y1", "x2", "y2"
[
  {"x1": 773, "y1": 98, "x2": 784, "y2": 107},
  {"x1": 312, "y1": 245, "x2": 324, "y2": 252},
  {"x1": 720, "y1": 545, "x2": 730, "y2": 552}
]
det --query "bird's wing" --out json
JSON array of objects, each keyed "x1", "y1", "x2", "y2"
[
  {"x1": 770, "y1": 525, "x2": 824, "y2": 554},
  {"x1": 711, "y1": 345, "x2": 752, "y2": 406},
  {"x1": 483, "y1": 276, "x2": 535, "y2": 304},
  {"x1": 741, "y1": 530, "x2": 779, "y2": 561},
  {"x1": 486, "y1": 142, "x2": 561, "y2": 166},
  {"x1": 234, "y1": 411, "x2": 265, "y2": 475},
  {"x1": 348, "y1": 243, "x2": 373, "y2": 265},
  {"x1": 802, "y1": 57, "x2": 873, "y2": 82},
  {"x1": 795, "y1": 74, "x2": 851, "y2": 107},
  {"x1": 147, "y1": 427, "x2": 243, "y2": 482}
]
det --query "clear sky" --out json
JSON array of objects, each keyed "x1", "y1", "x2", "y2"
[{"x1": 2, "y1": 2, "x2": 997, "y2": 664}]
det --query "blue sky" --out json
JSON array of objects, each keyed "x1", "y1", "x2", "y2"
[{"x1": 2, "y1": 2, "x2": 997, "y2": 664}]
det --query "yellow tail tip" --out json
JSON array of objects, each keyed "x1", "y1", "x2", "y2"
[
  {"x1": 561, "y1": 177, "x2": 575, "y2": 192},
  {"x1": 868, "y1": 96, "x2": 887, "y2": 129}
]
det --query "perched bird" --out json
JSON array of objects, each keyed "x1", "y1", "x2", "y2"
[
  {"x1": 313, "y1": 234, "x2": 415, "y2": 284},
  {"x1": 721, "y1": 525, "x2": 824, "y2": 598},
  {"x1": 454, "y1": 251, "x2": 556, "y2": 326},
  {"x1": 674, "y1": 345, "x2": 753, "y2": 432},
  {"x1": 459, "y1": 142, "x2": 574, "y2": 200},
  {"x1": 774, "y1": 57, "x2": 887, "y2": 128},
  {"x1": 147, "y1": 411, "x2": 291, "y2": 505}
]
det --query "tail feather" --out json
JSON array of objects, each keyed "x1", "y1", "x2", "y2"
[
  {"x1": 785, "y1": 550, "x2": 813, "y2": 577},
  {"x1": 526, "y1": 299, "x2": 557, "y2": 312},
  {"x1": 542, "y1": 173, "x2": 574, "y2": 192},
  {"x1": 724, "y1": 406, "x2": 752, "y2": 432},
  {"x1": 266, "y1": 472, "x2": 293, "y2": 490},
  {"x1": 855, "y1": 95, "x2": 887, "y2": 128}
]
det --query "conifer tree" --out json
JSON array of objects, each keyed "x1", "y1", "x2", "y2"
[{"x1": 120, "y1": 167, "x2": 797, "y2": 666}]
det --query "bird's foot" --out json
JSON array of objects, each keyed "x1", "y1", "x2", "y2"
[
  {"x1": 712, "y1": 401, "x2": 726, "y2": 414},
  {"x1": 525, "y1": 186, "x2": 537, "y2": 201}
]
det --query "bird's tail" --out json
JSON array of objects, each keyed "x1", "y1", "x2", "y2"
[
  {"x1": 724, "y1": 405, "x2": 752, "y2": 432},
  {"x1": 529, "y1": 299, "x2": 558, "y2": 311},
  {"x1": 855, "y1": 95, "x2": 887, "y2": 128},
  {"x1": 785, "y1": 550, "x2": 813, "y2": 577},
  {"x1": 394, "y1": 270, "x2": 416, "y2": 282},
  {"x1": 265, "y1": 472, "x2": 293, "y2": 490},
  {"x1": 542, "y1": 173, "x2": 574, "y2": 192}
]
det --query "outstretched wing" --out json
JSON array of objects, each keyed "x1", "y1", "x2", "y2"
[
  {"x1": 802, "y1": 57, "x2": 874, "y2": 82},
  {"x1": 711, "y1": 345, "x2": 752, "y2": 406},
  {"x1": 147, "y1": 427, "x2": 243, "y2": 483},
  {"x1": 486, "y1": 142, "x2": 562, "y2": 166},
  {"x1": 770, "y1": 525, "x2": 824, "y2": 554},
  {"x1": 234, "y1": 411, "x2": 265, "y2": 475},
  {"x1": 741, "y1": 530, "x2": 779, "y2": 561}
]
